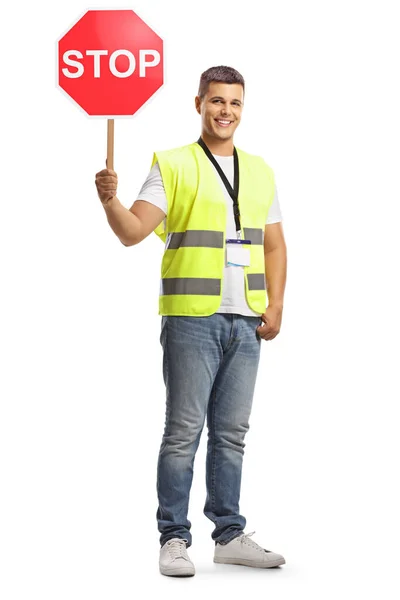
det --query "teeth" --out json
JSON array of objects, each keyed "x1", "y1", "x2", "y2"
[{"x1": 217, "y1": 120, "x2": 230, "y2": 124}]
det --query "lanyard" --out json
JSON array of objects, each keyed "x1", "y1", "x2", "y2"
[{"x1": 196, "y1": 136, "x2": 241, "y2": 233}]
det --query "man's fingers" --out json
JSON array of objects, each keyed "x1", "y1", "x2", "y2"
[
  {"x1": 95, "y1": 169, "x2": 117, "y2": 178},
  {"x1": 96, "y1": 169, "x2": 109, "y2": 177},
  {"x1": 95, "y1": 178, "x2": 116, "y2": 188},
  {"x1": 257, "y1": 324, "x2": 276, "y2": 341},
  {"x1": 96, "y1": 175, "x2": 117, "y2": 184},
  {"x1": 98, "y1": 185, "x2": 117, "y2": 192},
  {"x1": 95, "y1": 166, "x2": 118, "y2": 205},
  {"x1": 98, "y1": 189, "x2": 117, "y2": 196}
]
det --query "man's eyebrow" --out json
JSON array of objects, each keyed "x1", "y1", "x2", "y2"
[{"x1": 209, "y1": 96, "x2": 242, "y2": 104}]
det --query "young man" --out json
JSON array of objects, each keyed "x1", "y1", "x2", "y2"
[{"x1": 95, "y1": 66, "x2": 287, "y2": 577}]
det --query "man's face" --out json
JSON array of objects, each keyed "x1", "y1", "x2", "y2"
[{"x1": 195, "y1": 82, "x2": 244, "y2": 141}]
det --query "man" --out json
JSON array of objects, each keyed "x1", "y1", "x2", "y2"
[{"x1": 95, "y1": 66, "x2": 287, "y2": 577}]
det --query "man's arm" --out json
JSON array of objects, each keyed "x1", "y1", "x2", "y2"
[
  {"x1": 256, "y1": 222, "x2": 287, "y2": 340},
  {"x1": 96, "y1": 165, "x2": 166, "y2": 246},
  {"x1": 263, "y1": 222, "x2": 287, "y2": 308},
  {"x1": 102, "y1": 196, "x2": 165, "y2": 246}
]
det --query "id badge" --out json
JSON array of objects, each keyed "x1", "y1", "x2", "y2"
[{"x1": 226, "y1": 239, "x2": 251, "y2": 267}]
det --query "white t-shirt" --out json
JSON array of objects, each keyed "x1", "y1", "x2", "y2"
[{"x1": 135, "y1": 154, "x2": 282, "y2": 316}]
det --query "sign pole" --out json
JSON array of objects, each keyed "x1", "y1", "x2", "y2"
[{"x1": 107, "y1": 119, "x2": 114, "y2": 170}]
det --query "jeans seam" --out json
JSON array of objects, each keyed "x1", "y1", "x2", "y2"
[
  {"x1": 210, "y1": 384, "x2": 217, "y2": 515},
  {"x1": 165, "y1": 321, "x2": 171, "y2": 434},
  {"x1": 223, "y1": 314, "x2": 236, "y2": 353}
]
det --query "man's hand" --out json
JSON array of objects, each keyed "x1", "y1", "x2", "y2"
[
  {"x1": 256, "y1": 305, "x2": 283, "y2": 341},
  {"x1": 95, "y1": 166, "x2": 118, "y2": 205}
]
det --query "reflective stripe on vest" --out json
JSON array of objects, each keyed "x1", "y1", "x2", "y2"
[
  {"x1": 167, "y1": 230, "x2": 224, "y2": 250},
  {"x1": 162, "y1": 278, "x2": 221, "y2": 296},
  {"x1": 243, "y1": 227, "x2": 263, "y2": 245},
  {"x1": 162, "y1": 273, "x2": 265, "y2": 295},
  {"x1": 248, "y1": 273, "x2": 266, "y2": 290}
]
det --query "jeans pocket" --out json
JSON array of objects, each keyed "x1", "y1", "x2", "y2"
[{"x1": 256, "y1": 317, "x2": 263, "y2": 339}]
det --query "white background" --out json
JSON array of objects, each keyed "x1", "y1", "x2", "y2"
[{"x1": 1, "y1": 0, "x2": 400, "y2": 597}]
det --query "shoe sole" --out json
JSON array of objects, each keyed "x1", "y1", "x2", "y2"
[
  {"x1": 160, "y1": 566, "x2": 195, "y2": 577},
  {"x1": 214, "y1": 556, "x2": 285, "y2": 568}
]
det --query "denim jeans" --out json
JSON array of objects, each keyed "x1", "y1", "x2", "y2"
[{"x1": 157, "y1": 312, "x2": 262, "y2": 547}]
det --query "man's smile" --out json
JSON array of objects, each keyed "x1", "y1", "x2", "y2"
[{"x1": 214, "y1": 118, "x2": 233, "y2": 128}]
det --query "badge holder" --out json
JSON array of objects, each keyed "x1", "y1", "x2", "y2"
[{"x1": 226, "y1": 235, "x2": 251, "y2": 267}]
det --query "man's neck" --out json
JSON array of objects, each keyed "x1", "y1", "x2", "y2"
[{"x1": 200, "y1": 131, "x2": 234, "y2": 156}]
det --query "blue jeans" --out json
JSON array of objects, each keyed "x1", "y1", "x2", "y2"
[{"x1": 157, "y1": 313, "x2": 262, "y2": 547}]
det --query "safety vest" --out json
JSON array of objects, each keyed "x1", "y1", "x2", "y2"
[{"x1": 152, "y1": 141, "x2": 275, "y2": 316}]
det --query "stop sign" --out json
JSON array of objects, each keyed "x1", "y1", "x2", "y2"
[{"x1": 58, "y1": 9, "x2": 164, "y2": 116}]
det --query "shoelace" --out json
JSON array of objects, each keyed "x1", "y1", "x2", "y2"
[
  {"x1": 238, "y1": 531, "x2": 269, "y2": 553},
  {"x1": 166, "y1": 539, "x2": 190, "y2": 560}
]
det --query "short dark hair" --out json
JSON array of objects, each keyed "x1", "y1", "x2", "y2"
[{"x1": 198, "y1": 66, "x2": 245, "y2": 99}]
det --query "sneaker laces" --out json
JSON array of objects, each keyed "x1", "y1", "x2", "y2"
[
  {"x1": 238, "y1": 531, "x2": 267, "y2": 553},
  {"x1": 166, "y1": 538, "x2": 190, "y2": 560}
]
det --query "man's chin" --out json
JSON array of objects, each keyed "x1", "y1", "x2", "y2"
[
  {"x1": 211, "y1": 128, "x2": 233, "y2": 140},
  {"x1": 202, "y1": 125, "x2": 235, "y2": 141}
]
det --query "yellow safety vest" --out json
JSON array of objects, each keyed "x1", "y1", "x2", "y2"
[{"x1": 152, "y1": 141, "x2": 275, "y2": 316}]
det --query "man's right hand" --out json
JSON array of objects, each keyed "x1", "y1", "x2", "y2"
[{"x1": 95, "y1": 168, "x2": 118, "y2": 205}]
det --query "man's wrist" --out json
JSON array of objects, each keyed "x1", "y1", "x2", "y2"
[
  {"x1": 101, "y1": 195, "x2": 118, "y2": 210},
  {"x1": 267, "y1": 300, "x2": 284, "y2": 310}
]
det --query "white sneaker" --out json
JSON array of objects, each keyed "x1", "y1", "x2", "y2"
[
  {"x1": 214, "y1": 531, "x2": 285, "y2": 568},
  {"x1": 159, "y1": 538, "x2": 195, "y2": 577}
]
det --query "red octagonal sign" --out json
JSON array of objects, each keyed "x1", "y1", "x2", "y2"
[{"x1": 58, "y1": 9, "x2": 164, "y2": 117}]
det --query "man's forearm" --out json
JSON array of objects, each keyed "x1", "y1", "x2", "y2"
[
  {"x1": 264, "y1": 245, "x2": 287, "y2": 308},
  {"x1": 102, "y1": 196, "x2": 141, "y2": 246}
]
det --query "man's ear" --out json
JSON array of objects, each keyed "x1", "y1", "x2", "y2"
[{"x1": 194, "y1": 96, "x2": 201, "y2": 115}]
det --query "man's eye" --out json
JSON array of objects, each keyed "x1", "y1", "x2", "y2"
[{"x1": 213, "y1": 99, "x2": 222, "y2": 103}]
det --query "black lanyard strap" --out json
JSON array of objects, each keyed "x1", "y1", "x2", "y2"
[{"x1": 196, "y1": 137, "x2": 241, "y2": 232}]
